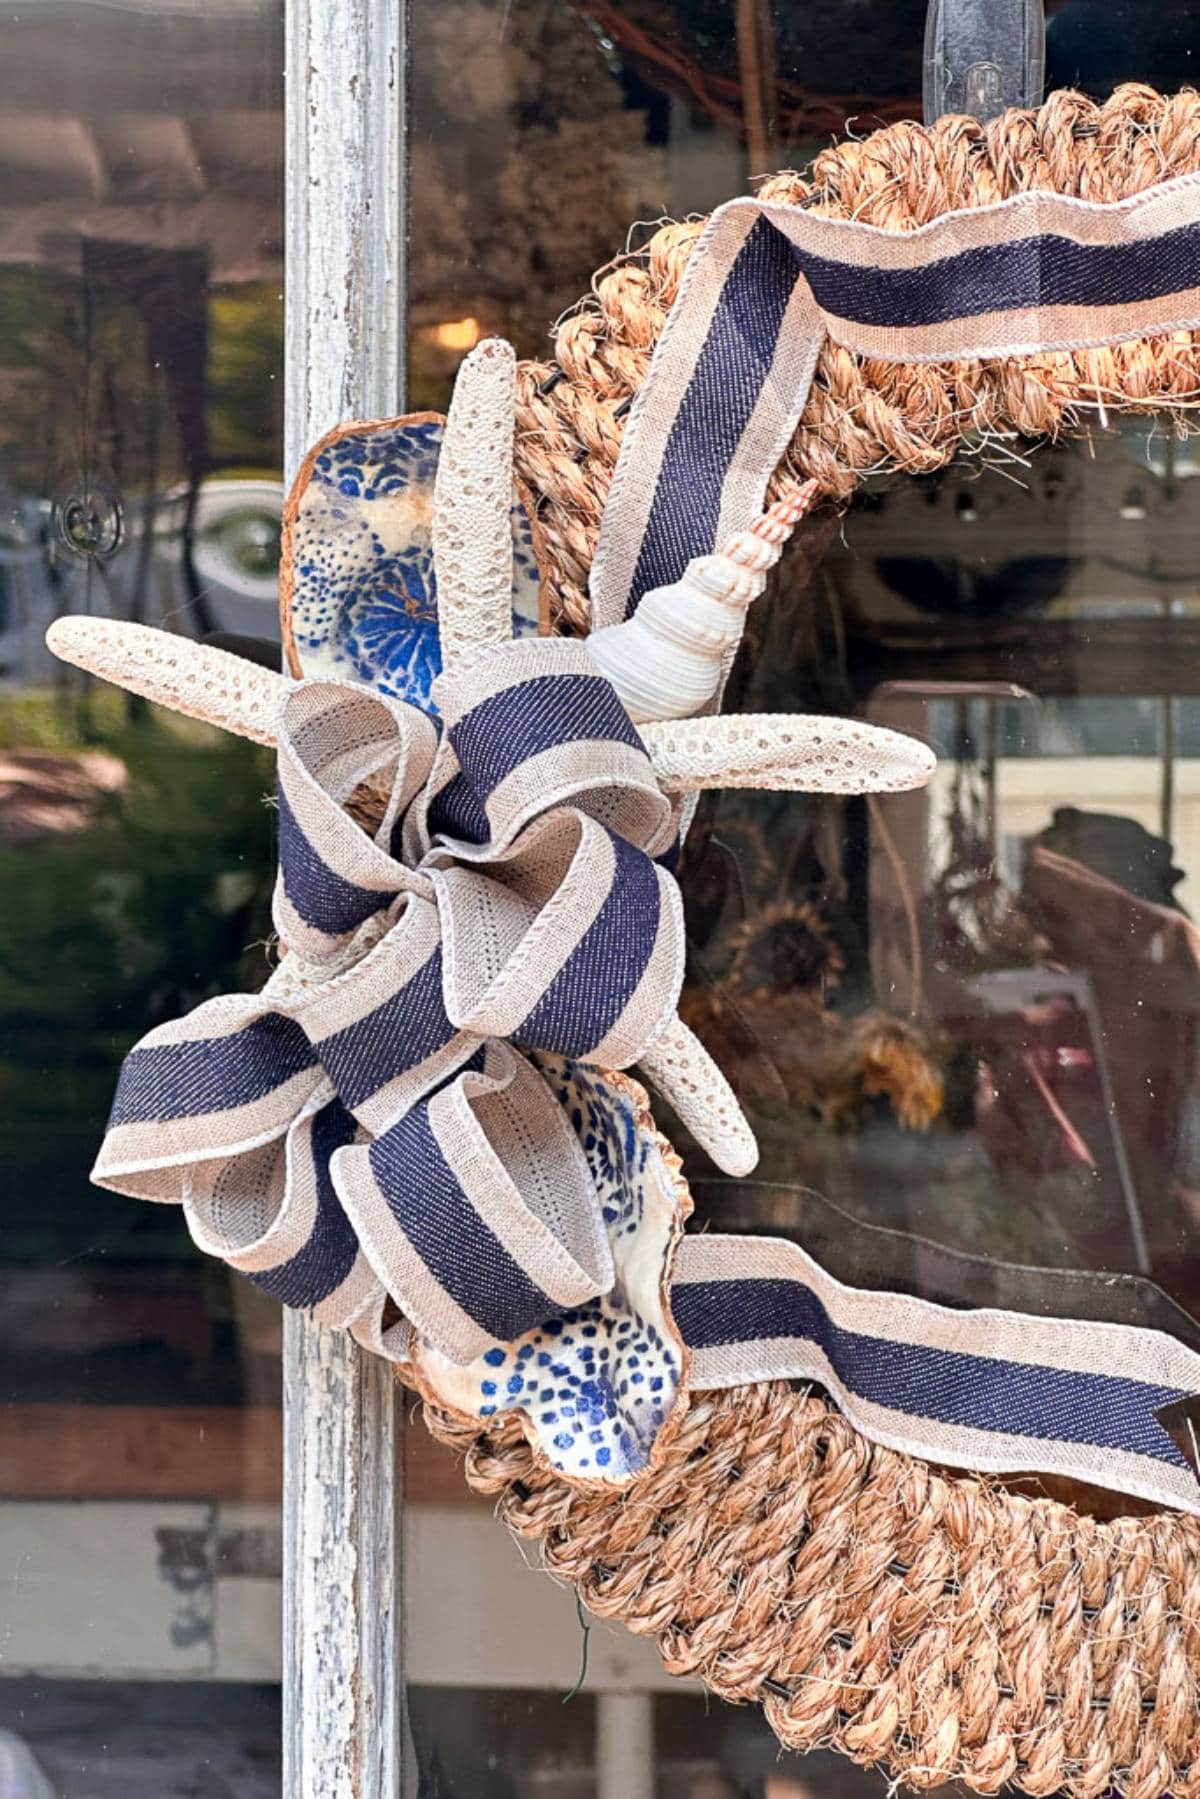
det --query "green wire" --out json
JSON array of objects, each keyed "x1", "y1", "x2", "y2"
[{"x1": 562, "y1": 1593, "x2": 591, "y2": 1702}]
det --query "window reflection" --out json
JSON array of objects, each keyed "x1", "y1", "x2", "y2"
[{"x1": 0, "y1": 3, "x2": 284, "y2": 1791}]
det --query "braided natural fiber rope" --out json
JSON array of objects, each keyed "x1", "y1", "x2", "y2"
[
  {"x1": 419, "y1": 1383, "x2": 1200, "y2": 1799},
  {"x1": 402, "y1": 87, "x2": 1200, "y2": 1796},
  {"x1": 516, "y1": 83, "x2": 1200, "y2": 633},
  {"x1": 404, "y1": 1091, "x2": 1200, "y2": 1797}
]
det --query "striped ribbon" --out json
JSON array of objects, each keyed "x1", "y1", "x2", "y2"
[
  {"x1": 87, "y1": 169, "x2": 1200, "y2": 1507},
  {"x1": 674, "y1": 1235, "x2": 1200, "y2": 1516},
  {"x1": 581, "y1": 170, "x2": 1200, "y2": 1512},
  {"x1": 93, "y1": 641, "x2": 682, "y2": 1367},
  {"x1": 591, "y1": 170, "x2": 1200, "y2": 625},
  {"x1": 90, "y1": 644, "x2": 1200, "y2": 1508}
]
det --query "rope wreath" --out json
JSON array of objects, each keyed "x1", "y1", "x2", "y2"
[
  {"x1": 409, "y1": 85, "x2": 1200, "y2": 1799},
  {"x1": 42, "y1": 80, "x2": 1200, "y2": 1799}
]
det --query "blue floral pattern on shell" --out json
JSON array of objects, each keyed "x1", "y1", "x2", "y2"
[
  {"x1": 409, "y1": 1058, "x2": 689, "y2": 1483},
  {"x1": 288, "y1": 418, "x2": 541, "y2": 709}
]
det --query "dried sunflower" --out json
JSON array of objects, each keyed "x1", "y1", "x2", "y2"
[
  {"x1": 852, "y1": 1012, "x2": 945, "y2": 1132},
  {"x1": 727, "y1": 899, "x2": 844, "y2": 1003}
]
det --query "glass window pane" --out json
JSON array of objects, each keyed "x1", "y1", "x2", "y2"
[
  {"x1": 408, "y1": 3, "x2": 1200, "y2": 1794},
  {"x1": 0, "y1": 5, "x2": 284, "y2": 1792}
]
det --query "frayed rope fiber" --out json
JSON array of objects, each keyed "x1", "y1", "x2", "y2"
[{"x1": 421, "y1": 1383, "x2": 1200, "y2": 1799}]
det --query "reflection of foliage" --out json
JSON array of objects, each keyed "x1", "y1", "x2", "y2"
[
  {"x1": 848, "y1": 1012, "x2": 944, "y2": 1133},
  {"x1": 0, "y1": 695, "x2": 274, "y2": 1259},
  {"x1": 0, "y1": 264, "x2": 281, "y2": 504},
  {"x1": 207, "y1": 284, "x2": 284, "y2": 471},
  {"x1": 583, "y1": 0, "x2": 922, "y2": 148},
  {"x1": 928, "y1": 762, "x2": 1048, "y2": 972},
  {"x1": 728, "y1": 898, "x2": 844, "y2": 1001},
  {"x1": 0, "y1": 265, "x2": 85, "y2": 492}
]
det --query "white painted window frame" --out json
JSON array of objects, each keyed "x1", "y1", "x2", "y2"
[
  {"x1": 282, "y1": 5, "x2": 408, "y2": 1794},
  {"x1": 277, "y1": 16, "x2": 660, "y2": 1793}
]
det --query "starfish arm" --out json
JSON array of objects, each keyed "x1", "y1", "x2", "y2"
[
  {"x1": 45, "y1": 617, "x2": 289, "y2": 746},
  {"x1": 640, "y1": 1014, "x2": 758, "y2": 1178},
  {"x1": 640, "y1": 713, "x2": 937, "y2": 794},
  {"x1": 433, "y1": 337, "x2": 518, "y2": 671}
]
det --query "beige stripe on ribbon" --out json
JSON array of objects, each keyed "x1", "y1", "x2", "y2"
[
  {"x1": 752, "y1": 171, "x2": 1200, "y2": 274},
  {"x1": 691, "y1": 1330, "x2": 1200, "y2": 1517},
  {"x1": 427, "y1": 1051, "x2": 612, "y2": 1310},
  {"x1": 825, "y1": 288, "x2": 1200, "y2": 364},
  {"x1": 475, "y1": 737, "x2": 673, "y2": 860},
  {"x1": 431, "y1": 634, "x2": 589, "y2": 726},
  {"x1": 713, "y1": 276, "x2": 825, "y2": 555},
  {"x1": 281, "y1": 679, "x2": 437, "y2": 809},
  {"x1": 673, "y1": 1233, "x2": 1200, "y2": 1515},
  {"x1": 181, "y1": 1084, "x2": 382, "y2": 1333},
  {"x1": 333, "y1": 1140, "x2": 490, "y2": 1365},
  {"x1": 287, "y1": 899, "x2": 441, "y2": 1039},
  {"x1": 432, "y1": 815, "x2": 618, "y2": 1039},
  {"x1": 589, "y1": 205, "x2": 760, "y2": 627},
  {"x1": 95, "y1": 1061, "x2": 321, "y2": 1200},
  {"x1": 589, "y1": 862, "x2": 685, "y2": 1070},
  {"x1": 676, "y1": 1233, "x2": 1200, "y2": 1387},
  {"x1": 591, "y1": 168, "x2": 1200, "y2": 630}
]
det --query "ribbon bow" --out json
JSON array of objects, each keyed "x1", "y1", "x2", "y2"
[{"x1": 93, "y1": 637, "x2": 687, "y2": 1364}]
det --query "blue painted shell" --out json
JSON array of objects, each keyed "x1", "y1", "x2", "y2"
[
  {"x1": 410, "y1": 1058, "x2": 690, "y2": 1483},
  {"x1": 287, "y1": 417, "x2": 542, "y2": 710}
]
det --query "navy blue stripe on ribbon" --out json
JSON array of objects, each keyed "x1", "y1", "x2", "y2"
[
  {"x1": 621, "y1": 214, "x2": 1200, "y2": 615},
  {"x1": 109, "y1": 1013, "x2": 316, "y2": 1126},
  {"x1": 516, "y1": 831, "x2": 662, "y2": 1058},
  {"x1": 426, "y1": 771, "x2": 490, "y2": 845},
  {"x1": 251, "y1": 1098, "x2": 360, "y2": 1307},
  {"x1": 278, "y1": 780, "x2": 391, "y2": 937},
  {"x1": 313, "y1": 946, "x2": 456, "y2": 1111},
  {"x1": 369, "y1": 1101, "x2": 556, "y2": 1344},
  {"x1": 784, "y1": 217, "x2": 1200, "y2": 332},
  {"x1": 449, "y1": 673, "x2": 645, "y2": 798},
  {"x1": 627, "y1": 216, "x2": 800, "y2": 614},
  {"x1": 673, "y1": 1277, "x2": 1191, "y2": 1471}
]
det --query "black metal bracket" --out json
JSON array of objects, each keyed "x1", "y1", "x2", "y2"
[{"x1": 923, "y1": 0, "x2": 1046, "y2": 124}]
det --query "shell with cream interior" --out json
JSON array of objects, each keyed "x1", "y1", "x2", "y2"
[{"x1": 585, "y1": 483, "x2": 817, "y2": 724}]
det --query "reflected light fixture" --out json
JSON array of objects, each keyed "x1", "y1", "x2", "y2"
[{"x1": 428, "y1": 315, "x2": 481, "y2": 351}]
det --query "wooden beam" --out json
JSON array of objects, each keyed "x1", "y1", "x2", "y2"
[
  {"x1": 0, "y1": 1404, "x2": 281, "y2": 1502},
  {"x1": 0, "y1": 1402, "x2": 488, "y2": 1507},
  {"x1": 283, "y1": 3, "x2": 408, "y2": 1794}
]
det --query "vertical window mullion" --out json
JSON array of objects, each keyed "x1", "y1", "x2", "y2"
[{"x1": 282, "y1": 3, "x2": 408, "y2": 1794}]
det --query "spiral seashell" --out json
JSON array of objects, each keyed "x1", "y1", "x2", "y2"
[{"x1": 585, "y1": 482, "x2": 817, "y2": 724}]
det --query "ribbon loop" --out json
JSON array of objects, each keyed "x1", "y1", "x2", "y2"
[
  {"x1": 92, "y1": 651, "x2": 684, "y2": 1371},
  {"x1": 275, "y1": 680, "x2": 437, "y2": 959},
  {"x1": 334, "y1": 1043, "x2": 613, "y2": 1364},
  {"x1": 430, "y1": 638, "x2": 675, "y2": 858},
  {"x1": 289, "y1": 895, "x2": 476, "y2": 1135},
  {"x1": 95, "y1": 995, "x2": 322, "y2": 1201},
  {"x1": 183, "y1": 1084, "x2": 381, "y2": 1333},
  {"x1": 428, "y1": 808, "x2": 683, "y2": 1064}
]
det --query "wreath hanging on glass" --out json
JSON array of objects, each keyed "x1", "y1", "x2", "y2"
[{"x1": 49, "y1": 83, "x2": 1200, "y2": 1799}]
